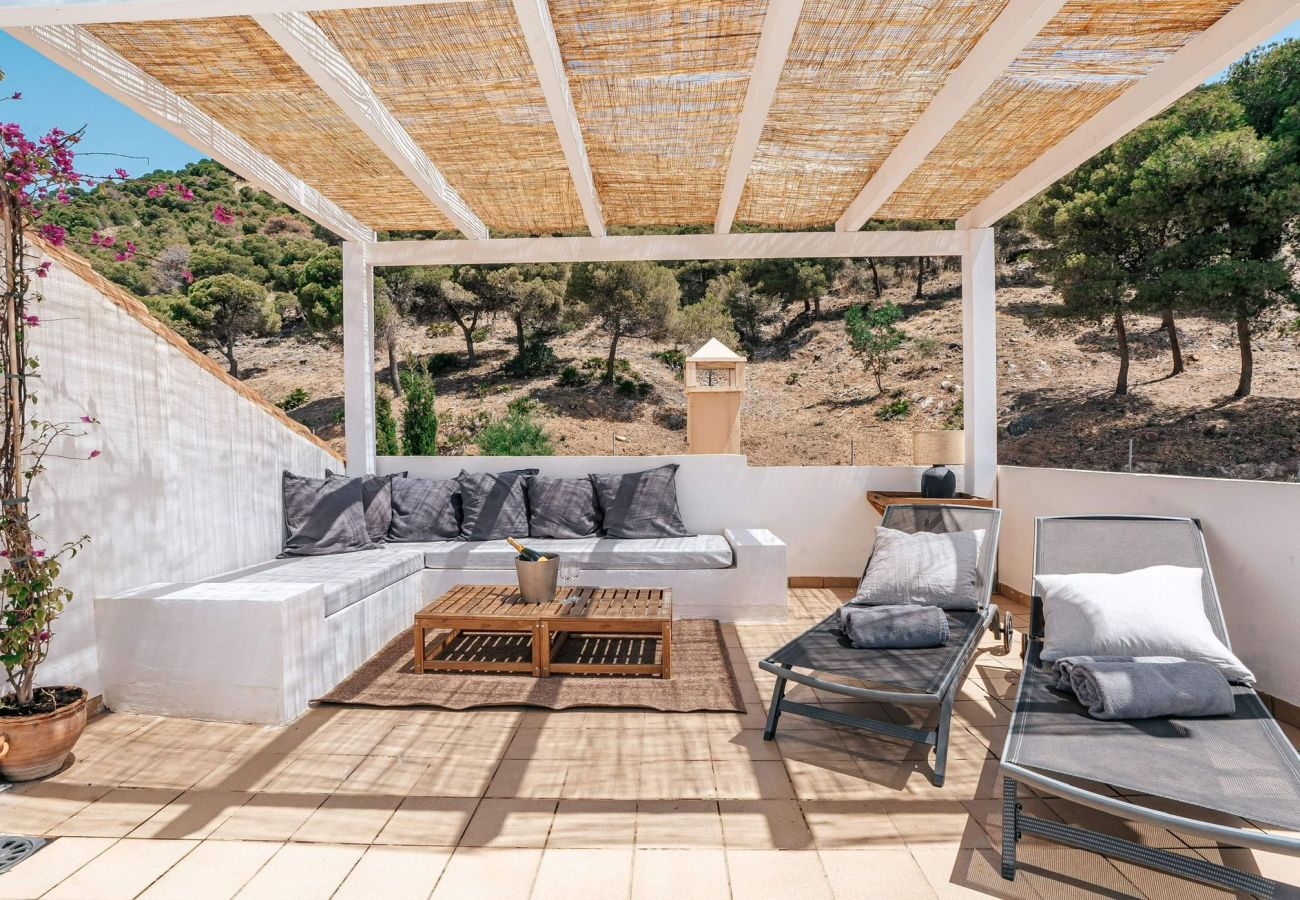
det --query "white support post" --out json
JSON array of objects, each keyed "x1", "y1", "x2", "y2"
[
  {"x1": 961, "y1": 227, "x2": 997, "y2": 499},
  {"x1": 342, "y1": 242, "x2": 377, "y2": 476}
]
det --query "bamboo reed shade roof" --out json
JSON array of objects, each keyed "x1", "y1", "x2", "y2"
[
  {"x1": 86, "y1": 17, "x2": 454, "y2": 232},
  {"x1": 312, "y1": 2, "x2": 587, "y2": 235},
  {"x1": 877, "y1": 0, "x2": 1240, "y2": 220},
  {"x1": 735, "y1": 0, "x2": 1010, "y2": 229},
  {"x1": 78, "y1": 1, "x2": 1250, "y2": 235},
  {"x1": 549, "y1": 0, "x2": 767, "y2": 226}
]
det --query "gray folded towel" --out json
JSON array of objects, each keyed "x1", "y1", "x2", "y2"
[
  {"x1": 838, "y1": 604, "x2": 949, "y2": 649},
  {"x1": 1050, "y1": 655, "x2": 1182, "y2": 692},
  {"x1": 1067, "y1": 659, "x2": 1235, "y2": 720}
]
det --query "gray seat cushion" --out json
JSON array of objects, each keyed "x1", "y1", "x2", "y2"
[
  {"x1": 408, "y1": 535, "x2": 733, "y2": 571},
  {"x1": 213, "y1": 548, "x2": 425, "y2": 616}
]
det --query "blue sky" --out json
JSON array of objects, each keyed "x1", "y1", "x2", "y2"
[{"x1": 1, "y1": 20, "x2": 1298, "y2": 180}]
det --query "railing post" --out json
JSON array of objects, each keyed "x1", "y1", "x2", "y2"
[
  {"x1": 342, "y1": 241, "x2": 376, "y2": 476},
  {"x1": 961, "y1": 227, "x2": 997, "y2": 498}
]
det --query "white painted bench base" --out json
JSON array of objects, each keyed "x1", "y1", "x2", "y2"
[{"x1": 95, "y1": 528, "x2": 786, "y2": 725}]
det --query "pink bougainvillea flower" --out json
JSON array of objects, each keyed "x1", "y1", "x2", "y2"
[
  {"x1": 38, "y1": 223, "x2": 66, "y2": 246},
  {"x1": 146, "y1": 183, "x2": 168, "y2": 199},
  {"x1": 213, "y1": 204, "x2": 235, "y2": 225},
  {"x1": 24, "y1": 315, "x2": 40, "y2": 326},
  {"x1": 35, "y1": 262, "x2": 52, "y2": 278},
  {"x1": 38, "y1": 631, "x2": 50, "y2": 642},
  {"x1": 0, "y1": 550, "x2": 9, "y2": 558},
  {"x1": 80, "y1": 415, "x2": 93, "y2": 423},
  {"x1": 32, "y1": 549, "x2": 46, "y2": 558},
  {"x1": 182, "y1": 270, "x2": 194, "y2": 285},
  {"x1": 88, "y1": 450, "x2": 101, "y2": 459},
  {"x1": 114, "y1": 167, "x2": 129, "y2": 180},
  {"x1": 176, "y1": 184, "x2": 194, "y2": 202}
]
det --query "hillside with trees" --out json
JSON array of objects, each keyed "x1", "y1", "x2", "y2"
[{"x1": 28, "y1": 40, "x2": 1300, "y2": 480}]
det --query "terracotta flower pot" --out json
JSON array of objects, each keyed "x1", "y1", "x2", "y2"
[{"x1": 0, "y1": 686, "x2": 88, "y2": 782}]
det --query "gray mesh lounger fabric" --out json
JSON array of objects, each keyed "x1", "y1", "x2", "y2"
[
  {"x1": 1000, "y1": 515, "x2": 1300, "y2": 893},
  {"x1": 767, "y1": 609, "x2": 988, "y2": 696},
  {"x1": 761, "y1": 504, "x2": 1004, "y2": 787}
]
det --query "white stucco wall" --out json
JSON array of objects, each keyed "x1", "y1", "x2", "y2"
[
  {"x1": 997, "y1": 465, "x2": 1300, "y2": 705},
  {"x1": 26, "y1": 250, "x2": 338, "y2": 698},
  {"x1": 377, "y1": 455, "x2": 940, "y2": 578}
]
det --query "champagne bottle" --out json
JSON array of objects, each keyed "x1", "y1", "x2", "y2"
[{"x1": 507, "y1": 536, "x2": 544, "y2": 562}]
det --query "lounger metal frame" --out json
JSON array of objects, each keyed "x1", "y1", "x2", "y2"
[
  {"x1": 1001, "y1": 515, "x2": 1300, "y2": 896},
  {"x1": 760, "y1": 504, "x2": 1007, "y2": 787}
]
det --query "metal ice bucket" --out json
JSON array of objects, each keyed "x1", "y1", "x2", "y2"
[{"x1": 515, "y1": 553, "x2": 559, "y2": 603}]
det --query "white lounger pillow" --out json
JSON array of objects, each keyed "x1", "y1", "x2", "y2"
[
  {"x1": 1036, "y1": 565, "x2": 1254, "y2": 684},
  {"x1": 853, "y1": 526, "x2": 985, "y2": 610}
]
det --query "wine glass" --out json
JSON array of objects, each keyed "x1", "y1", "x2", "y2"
[{"x1": 557, "y1": 557, "x2": 581, "y2": 602}]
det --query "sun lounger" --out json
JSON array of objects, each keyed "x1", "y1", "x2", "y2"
[
  {"x1": 1001, "y1": 515, "x2": 1300, "y2": 895},
  {"x1": 760, "y1": 504, "x2": 1006, "y2": 787}
]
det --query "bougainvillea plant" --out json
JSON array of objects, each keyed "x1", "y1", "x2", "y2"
[{"x1": 0, "y1": 88, "x2": 200, "y2": 711}]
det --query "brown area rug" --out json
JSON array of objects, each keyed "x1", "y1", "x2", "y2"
[{"x1": 315, "y1": 619, "x2": 745, "y2": 713}]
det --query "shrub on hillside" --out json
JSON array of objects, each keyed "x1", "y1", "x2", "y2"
[
  {"x1": 504, "y1": 342, "x2": 559, "y2": 377},
  {"x1": 476, "y1": 398, "x2": 553, "y2": 456},
  {"x1": 278, "y1": 387, "x2": 310, "y2": 411},
  {"x1": 401, "y1": 364, "x2": 438, "y2": 455},
  {"x1": 376, "y1": 390, "x2": 400, "y2": 455}
]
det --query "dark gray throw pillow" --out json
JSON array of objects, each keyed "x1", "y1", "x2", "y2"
[
  {"x1": 590, "y1": 464, "x2": 693, "y2": 539},
  {"x1": 458, "y1": 469, "x2": 538, "y2": 542},
  {"x1": 527, "y1": 476, "x2": 601, "y2": 539},
  {"x1": 388, "y1": 474, "x2": 461, "y2": 542},
  {"x1": 326, "y1": 469, "x2": 396, "y2": 544},
  {"x1": 281, "y1": 471, "x2": 375, "y2": 556}
]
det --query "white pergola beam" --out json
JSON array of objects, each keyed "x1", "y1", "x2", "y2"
[
  {"x1": 958, "y1": 0, "x2": 1300, "y2": 228},
  {"x1": 8, "y1": 24, "x2": 375, "y2": 243},
  {"x1": 0, "y1": 0, "x2": 473, "y2": 26},
  {"x1": 368, "y1": 229, "x2": 967, "y2": 267},
  {"x1": 256, "y1": 11, "x2": 487, "y2": 241},
  {"x1": 714, "y1": 0, "x2": 803, "y2": 235},
  {"x1": 512, "y1": 0, "x2": 604, "y2": 238},
  {"x1": 342, "y1": 242, "x2": 377, "y2": 476},
  {"x1": 836, "y1": 0, "x2": 1065, "y2": 233}
]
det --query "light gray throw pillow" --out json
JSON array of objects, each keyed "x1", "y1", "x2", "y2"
[
  {"x1": 1035, "y1": 565, "x2": 1254, "y2": 684},
  {"x1": 281, "y1": 470, "x2": 375, "y2": 557},
  {"x1": 326, "y1": 468, "x2": 395, "y2": 544},
  {"x1": 458, "y1": 469, "x2": 538, "y2": 542},
  {"x1": 527, "y1": 476, "x2": 601, "y2": 539},
  {"x1": 387, "y1": 474, "x2": 461, "y2": 542},
  {"x1": 590, "y1": 464, "x2": 693, "y2": 539},
  {"x1": 852, "y1": 526, "x2": 985, "y2": 610}
]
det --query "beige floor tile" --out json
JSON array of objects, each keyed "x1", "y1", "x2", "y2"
[
  {"x1": 708, "y1": 729, "x2": 783, "y2": 762},
  {"x1": 718, "y1": 799, "x2": 814, "y2": 850},
  {"x1": 487, "y1": 759, "x2": 567, "y2": 799},
  {"x1": 1010, "y1": 844, "x2": 1157, "y2": 899},
  {"x1": 785, "y1": 756, "x2": 887, "y2": 802},
  {"x1": 637, "y1": 759, "x2": 712, "y2": 800},
  {"x1": 332, "y1": 845, "x2": 452, "y2": 900},
  {"x1": 631, "y1": 848, "x2": 729, "y2": 900},
  {"x1": 45, "y1": 837, "x2": 198, "y2": 900},
  {"x1": 0, "y1": 783, "x2": 109, "y2": 834},
  {"x1": 1200, "y1": 847, "x2": 1300, "y2": 895},
  {"x1": 547, "y1": 800, "x2": 637, "y2": 849},
  {"x1": 234, "y1": 842, "x2": 364, "y2": 899},
  {"x1": 263, "y1": 753, "x2": 363, "y2": 793},
  {"x1": 209, "y1": 792, "x2": 327, "y2": 842},
  {"x1": 374, "y1": 797, "x2": 478, "y2": 847},
  {"x1": 137, "y1": 839, "x2": 279, "y2": 900},
  {"x1": 130, "y1": 790, "x2": 255, "y2": 840},
  {"x1": 1043, "y1": 798, "x2": 1188, "y2": 850},
  {"x1": 431, "y1": 847, "x2": 542, "y2": 900},
  {"x1": 335, "y1": 754, "x2": 437, "y2": 797},
  {"x1": 411, "y1": 755, "x2": 499, "y2": 798},
  {"x1": 47, "y1": 787, "x2": 181, "y2": 838},
  {"x1": 531, "y1": 848, "x2": 633, "y2": 900},
  {"x1": 819, "y1": 849, "x2": 938, "y2": 899},
  {"x1": 0, "y1": 836, "x2": 115, "y2": 899},
  {"x1": 726, "y1": 849, "x2": 834, "y2": 900},
  {"x1": 292, "y1": 793, "x2": 400, "y2": 844},
  {"x1": 909, "y1": 846, "x2": 1043, "y2": 899},
  {"x1": 884, "y1": 799, "x2": 990, "y2": 849},
  {"x1": 635, "y1": 800, "x2": 724, "y2": 849},
  {"x1": 191, "y1": 752, "x2": 291, "y2": 792},
  {"x1": 712, "y1": 760, "x2": 796, "y2": 800},
  {"x1": 459, "y1": 798, "x2": 556, "y2": 848},
  {"x1": 802, "y1": 801, "x2": 906, "y2": 850},
  {"x1": 117, "y1": 748, "x2": 234, "y2": 791}
]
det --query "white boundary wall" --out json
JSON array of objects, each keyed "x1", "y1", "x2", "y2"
[
  {"x1": 377, "y1": 455, "x2": 935, "y2": 578},
  {"x1": 997, "y1": 465, "x2": 1300, "y2": 705},
  {"x1": 28, "y1": 251, "x2": 337, "y2": 698}
]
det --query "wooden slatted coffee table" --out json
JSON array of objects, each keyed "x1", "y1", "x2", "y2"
[{"x1": 413, "y1": 585, "x2": 672, "y2": 679}]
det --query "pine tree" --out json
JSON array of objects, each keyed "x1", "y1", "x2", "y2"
[
  {"x1": 376, "y1": 390, "x2": 400, "y2": 456},
  {"x1": 401, "y1": 364, "x2": 438, "y2": 455}
]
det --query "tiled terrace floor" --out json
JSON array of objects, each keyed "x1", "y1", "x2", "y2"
[{"x1": 1, "y1": 589, "x2": 1297, "y2": 899}]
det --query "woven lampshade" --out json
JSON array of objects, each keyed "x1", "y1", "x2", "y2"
[{"x1": 913, "y1": 430, "x2": 965, "y2": 466}]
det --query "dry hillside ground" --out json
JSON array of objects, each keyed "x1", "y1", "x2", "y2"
[{"x1": 231, "y1": 272, "x2": 1300, "y2": 480}]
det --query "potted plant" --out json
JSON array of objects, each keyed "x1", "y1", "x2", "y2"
[{"x1": 0, "y1": 99, "x2": 99, "y2": 780}]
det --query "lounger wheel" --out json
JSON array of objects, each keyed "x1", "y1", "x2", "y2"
[{"x1": 989, "y1": 608, "x2": 1014, "y2": 656}]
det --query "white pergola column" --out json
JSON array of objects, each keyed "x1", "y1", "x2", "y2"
[
  {"x1": 961, "y1": 227, "x2": 997, "y2": 498},
  {"x1": 342, "y1": 242, "x2": 377, "y2": 476}
]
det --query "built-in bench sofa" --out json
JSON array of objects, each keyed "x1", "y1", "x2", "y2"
[{"x1": 96, "y1": 528, "x2": 786, "y2": 725}]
